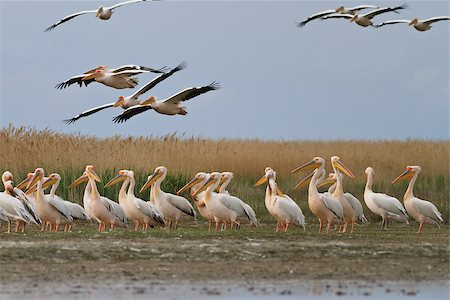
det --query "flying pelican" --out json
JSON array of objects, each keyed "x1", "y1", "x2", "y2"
[
  {"x1": 69, "y1": 166, "x2": 126, "y2": 231},
  {"x1": 0, "y1": 180, "x2": 34, "y2": 233},
  {"x1": 292, "y1": 157, "x2": 344, "y2": 234},
  {"x1": 45, "y1": 173, "x2": 91, "y2": 231},
  {"x1": 45, "y1": 0, "x2": 150, "y2": 32},
  {"x1": 140, "y1": 166, "x2": 195, "y2": 229},
  {"x1": 177, "y1": 172, "x2": 215, "y2": 230},
  {"x1": 375, "y1": 16, "x2": 450, "y2": 31},
  {"x1": 105, "y1": 170, "x2": 164, "y2": 230},
  {"x1": 112, "y1": 82, "x2": 220, "y2": 123},
  {"x1": 364, "y1": 167, "x2": 408, "y2": 230},
  {"x1": 297, "y1": 5, "x2": 379, "y2": 27},
  {"x1": 63, "y1": 62, "x2": 186, "y2": 124},
  {"x1": 318, "y1": 172, "x2": 369, "y2": 227},
  {"x1": 55, "y1": 64, "x2": 166, "y2": 90},
  {"x1": 255, "y1": 168, "x2": 305, "y2": 232},
  {"x1": 392, "y1": 166, "x2": 443, "y2": 233},
  {"x1": 321, "y1": 5, "x2": 407, "y2": 27},
  {"x1": 25, "y1": 168, "x2": 74, "y2": 232}
]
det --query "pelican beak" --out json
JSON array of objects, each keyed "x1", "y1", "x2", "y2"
[
  {"x1": 177, "y1": 177, "x2": 203, "y2": 195},
  {"x1": 113, "y1": 98, "x2": 124, "y2": 107},
  {"x1": 42, "y1": 177, "x2": 58, "y2": 189},
  {"x1": 349, "y1": 15, "x2": 357, "y2": 23},
  {"x1": 16, "y1": 176, "x2": 31, "y2": 190},
  {"x1": 291, "y1": 160, "x2": 320, "y2": 173},
  {"x1": 392, "y1": 169, "x2": 414, "y2": 184},
  {"x1": 26, "y1": 172, "x2": 43, "y2": 190},
  {"x1": 333, "y1": 160, "x2": 355, "y2": 178},
  {"x1": 82, "y1": 71, "x2": 101, "y2": 81},
  {"x1": 214, "y1": 177, "x2": 226, "y2": 192},
  {"x1": 140, "y1": 172, "x2": 161, "y2": 193},
  {"x1": 316, "y1": 177, "x2": 336, "y2": 189},
  {"x1": 68, "y1": 174, "x2": 88, "y2": 189},
  {"x1": 87, "y1": 169, "x2": 101, "y2": 182},
  {"x1": 275, "y1": 186, "x2": 284, "y2": 197},
  {"x1": 293, "y1": 171, "x2": 314, "y2": 190},
  {"x1": 104, "y1": 173, "x2": 127, "y2": 188},
  {"x1": 193, "y1": 177, "x2": 217, "y2": 197},
  {"x1": 254, "y1": 175, "x2": 268, "y2": 187}
]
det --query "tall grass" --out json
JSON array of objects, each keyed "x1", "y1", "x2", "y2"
[{"x1": 1, "y1": 125, "x2": 449, "y2": 222}]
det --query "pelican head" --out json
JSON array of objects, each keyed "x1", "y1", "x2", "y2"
[
  {"x1": 254, "y1": 167, "x2": 275, "y2": 186},
  {"x1": 177, "y1": 172, "x2": 209, "y2": 195},
  {"x1": 392, "y1": 166, "x2": 421, "y2": 184},
  {"x1": 193, "y1": 172, "x2": 221, "y2": 197},
  {"x1": 27, "y1": 168, "x2": 44, "y2": 190},
  {"x1": 4, "y1": 180, "x2": 18, "y2": 197},
  {"x1": 104, "y1": 170, "x2": 129, "y2": 188},
  {"x1": 96, "y1": 6, "x2": 104, "y2": 17},
  {"x1": 335, "y1": 6, "x2": 345, "y2": 13},
  {"x1": 16, "y1": 173, "x2": 33, "y2": 190},
  {"x1": 408, "y1": 18, "x2": 419, "y2": 26},
  {"x1": 141, "y1": 96, "x2": 157, "y2": 106},
  {"x1": 82, "y1": 69, "x2": 104, "y2": 81},
  {"x1": 114, "y1": 96, "x2": 126, "y2": 107},
  {"x1": 69, "y1": 171, "x2": 88, "y2": 189},
  {"x1": 140, "y1": 166, "x2": 167, "y2": 193},
  {"x1": 42, "y1": 173, "x2": 61, "y2": 189},
  {"x1": 316, "y1": 172, "x2": 338, "y2": 189},
  {"x1": 349, "y1": 14, "x2": 358, "y2": 23},
  {"x1": 292, "y1": 157, "x2": 325, "y2": 173},
  {"x1": 2, "y1": 171, "x2": 13, "y2": 184},
  {"x1": 85, "y1": 165, "x2": 101, "y2": 182},
  {"x1": 365, "y1": 167, "x2": 374, "y2": 176},
  {"x1": 331, "y1": 156, "x2": 355, "y2": 178}
]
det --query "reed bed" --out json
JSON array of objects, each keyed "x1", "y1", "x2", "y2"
[{"x1": 1, "y1": 125, "x2": 449, "y2": 222}]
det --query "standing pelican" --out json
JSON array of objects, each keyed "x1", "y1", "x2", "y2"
[
  {"x1": 45, "y1": 0, "x2": 150, "y2": 32},
  {"x1": 140, "y1": 166, "x2": 195, "y2": 229},
  {"x1": 297, "y1": 5, "x2": 379, "y2": 27},
  {"x1": 292, "y1": 157, "x2": 344, "y2": 234},
  {"x1": 113, "y1": 82, "x2": 220, "y2": 123},
  {"x1": 0, "y1": 180, "x2": 33, "y2": 233},
  {"x1": 105, "y1": 170, "x2": 164, "y2": 230},
  {"x1": 321, "y1": 5, "x2": 407, "y2": 27},
  {"x1": 64, "y1": 62, "x2": 187, "y2": 123},
  {"x1": 364, "y1": 167, "x2": 408, "y2": 230},
  {"x1": 69, "y1": 166, "x2": 126, "y2": 231},
  {"x1": 392, "y1": 166, "x2": 443, "y2": 233},
  {"x1": 255, "y1": 168, "x2": 305, "y2": 232},
  {"x1": 56, "y1": 64, "x2": 166, "y2": 90},
  {"x1": 375, "y1": 16, "x2": 450, "y2": 31}
]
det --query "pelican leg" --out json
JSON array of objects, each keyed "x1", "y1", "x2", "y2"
[
  {"x1": 351, "y1": 223, "x2": 355, "y2": 233},
  {"x1": 98, "y1": 222, "x2": 102, "y2": 232},
  {"x1": 7, "y1": 221, "x2": 11, "y2": 233},
  {"x1": 110, "y1": 223, "x2": 115, "y2": 231},
  {"x1": 208, "y1": 220, "x2": 212, "y2": 232},
  {"x1": 284, "y1": 222, "x2": 289, "y2": 233},
  {"x1": 175, "y1": 220, "x2": 179, "y2": 230},
  {"x1": 417, "y1": 222, "x2": 424, "y2": 234},
  {"x1": 134, "y1": 221, "x2": 139, "y2": 231},
  {"x1": 15, "y1": 221, "x2": 20, "y2": 233},
  {"x1": 384, "y1": 220, "x2": 388, "y2": 230},
  {"x1": 40, "y1": 223, "x2": 45, "y2": 231},
  {"x1": 380, "y1": 219, "x2": 385, "y2": 231},
  {"x1": 326, "y1": 223, "x2": 331, "y2": 234},
  {"x1": 215, "y1": 221, "x2": 220, "y2": 231},
  {"x1": 54, "y1": 224, "x2": 60, "y2": 232},
  {"x1": 318, "y1": 220, "x2": 323, "y2": 233},
  {"x1": 21, "y1": 222, "x2": 26, "y2": 233}
]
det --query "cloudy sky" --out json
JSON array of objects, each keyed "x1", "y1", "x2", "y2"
[{"x1": 1, "y1": 1, "x2": 448, "y2": 140}]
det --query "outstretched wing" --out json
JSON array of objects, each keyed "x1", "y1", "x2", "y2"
[
  {"x1": 55, "y1": 74, "x2": 95, "y2": 89},
  {"x1": 375, "y1": 19, "x2": 410, "y2": 28},
  {"x1": 422, "y1": 16, "x2": 450, "y2": 25},
  {"x1": 130, "y1": 61, "x2": 187, "y2": 98},
  {"x1": 44, "y1": 10, "x2": 97, "y2": 32},
  {"x1": 110, "y1": 0, "x2": 148, "y2": 10},
  {"x1": 111, "y1": 64, "x2": 167, "y2": 74},
  {"x1": 112, "y1": 104, "x2": 153, "y2": 123},
  {"x1": 321, "y1": 13, "x2": 353, "y2": 20},
  {"x1": 346, "y1": 5, "x2": 380, "y2": 12},
  {"x1": 363, "y1": 5, "x2": 408, "y2": 19},
  {"x1": 297, "y1": 9, "x2": 335, "y2": 28},
  {"x1": 63, "y1": 103, "x2": 115, "y2": 124},
  {"x1": 164, "y1": 82, "x2": 220, "y2": 105}
]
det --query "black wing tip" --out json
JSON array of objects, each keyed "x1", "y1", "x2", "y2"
[
  {"x1": 208, "y1": 81, "x2": 221, "y2": 90},
  {"x1": 63, "y1": 118, "x2": 77, "y2": 125},
  {"x1": 176, "y1": 60, "x2": 188, "y2": 71},
  {"x1": 296, "y1": 21, "x2": 306, "y2": 28},
  {"x1": 44, "y1": 26, "x2": 55, "y2": 32},
  {"x1": 112, "y1": 115, "x2": 127, "y2": 123}
]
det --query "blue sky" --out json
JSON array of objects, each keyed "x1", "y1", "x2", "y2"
[{"x1": 1, "y1": 1, "x2": 448, "y2": 140}]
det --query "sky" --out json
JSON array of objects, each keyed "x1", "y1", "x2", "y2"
[{"x1": 0, "y1": 1, "x2": 449, "y2": 140}]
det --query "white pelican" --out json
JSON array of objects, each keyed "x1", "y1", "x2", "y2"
[
  {"x1": 292, "y1": 157, "x2": 344, "y2": 234},
  {"x1": 219, "y1": 172, "x2": 258, "y2": 227},
  {"x1": 375, "y1": 16, "x2": 450, "y2": 31},
  {"x1": 63, "y1": 62, "x2": 186, "y2": 124},
  {"x1": 25, "y1": 168, "x2": 74, "y2": 232},
  {"x1": 105, "y1": 170, "x2": 164, "y2": 230},
  {"x1": 113, "y1": 82, "x2": 220, "y2": 123},
  {"x1": 140, "y1": 166, "x2": 195, "y2": 229},
  {"x1": 255, "y1": 168, "x2": 305, "y2": 232},
  {"x1": 55, "y1": 64, "x2": 166, "y2": 90},
  {"x1": 322, "y1": 5, "x2": 407, "y2": 27},
  {"x1": 364, "y1": 167, "x2": 408, "y2": 230},
  {"x1": 0, "y1": 180, "x2": 34, "y2": 233},
  {"x1": 69, "y1": 166, "x2": 126, "y2": 231},
  {"x1": 45, "y1": 0, "x2": 150, "y2": 32},
  {"x1": 392, "y1": 166, "x2": 443, "y2": 233},
  {"x1": 45, "y1": 173, "x2": 91, "y2": 231},
  {"x1": 319, "y1": 171, "x2": 369, "y2": 230},
  {"x1": 177, "y1": 172, "x2": 215, "y2": 230},
  {"x1": 297, "y1": 5, "x2": 379, "y2": 27}
]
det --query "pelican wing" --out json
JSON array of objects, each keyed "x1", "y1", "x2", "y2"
[
  {"x1": 166, "y1": 196, "x2": 196, "y2": 218},
  {"x1": 46, "y1": 196, "x2": 73, "y2": 221},
  {"x1": 322, "y1": 13, "x2": 353, "y2": 20},
  {"x1": 345, "y1": 193, "x2": 368, "y2": 224},
  {"x1": 362, "y1": 5, "x2": 407, "y2": 19},
  {"x1": 111, "y1": 64, "x2": 167, "y2": 74},
  {"x1": 103, "y1": 197, "x2": 127, "y2": 223},
  {"x1": 134, "y1": 198, "x2": 165, "y2": 225},
  {"x1": 371, "y1": 193, "x2": 408, "y2": 219},
  {"x1": 164, "y1": 82, "x2": 220, "y2": 105},
  {"x1": 44, "y1": 10, "x2": 97, "y2": 32},
  {"x1": 63, "y1": 201, "x2": 91, "y2": 220},
  {"x1": 218, "y1": 195, "x2": 249, "y2": 220},
  {"x1": 375, "y1": 19, "x2": 410, "y2": 28},
  {"x1": 110, "y1": 0, "x2": 148, "y2": 10},
  {"x1": 296, "y1": 9, "x2": 335, "y2": 27},
  {"x1": 110, "y1": 70, "x2": 148, "y2": 77},
  {"x1": 130, "y1": 61, "x2": 187, "y2": 98},
  {"x1": 12, "y1": 188, "x2": 41, "y2": 225},
  {"x1": 422, "y1": 16, "x2": 450, "y2": 24},
  {"x1": 320, "y1": 194, "x2": 344, "y2": 219},
  {"x1": 0, "y1": 207, "x2": 9, "y2": 222},
  {"x1": 346, "y1": 5, "x2": 379, "y2": 12},
  {"x1": 112, "y1": 104, "x2": 153, "y2": 123},
  {"x1": 412, "y1": 198, "x2": 443, "y2": 223},
  {"x1": 55, "y1": 75, "x2": 95, "y2": 89},
  {"x1": 63, "y1": 103, "x2": 115, "y2": 124}
]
